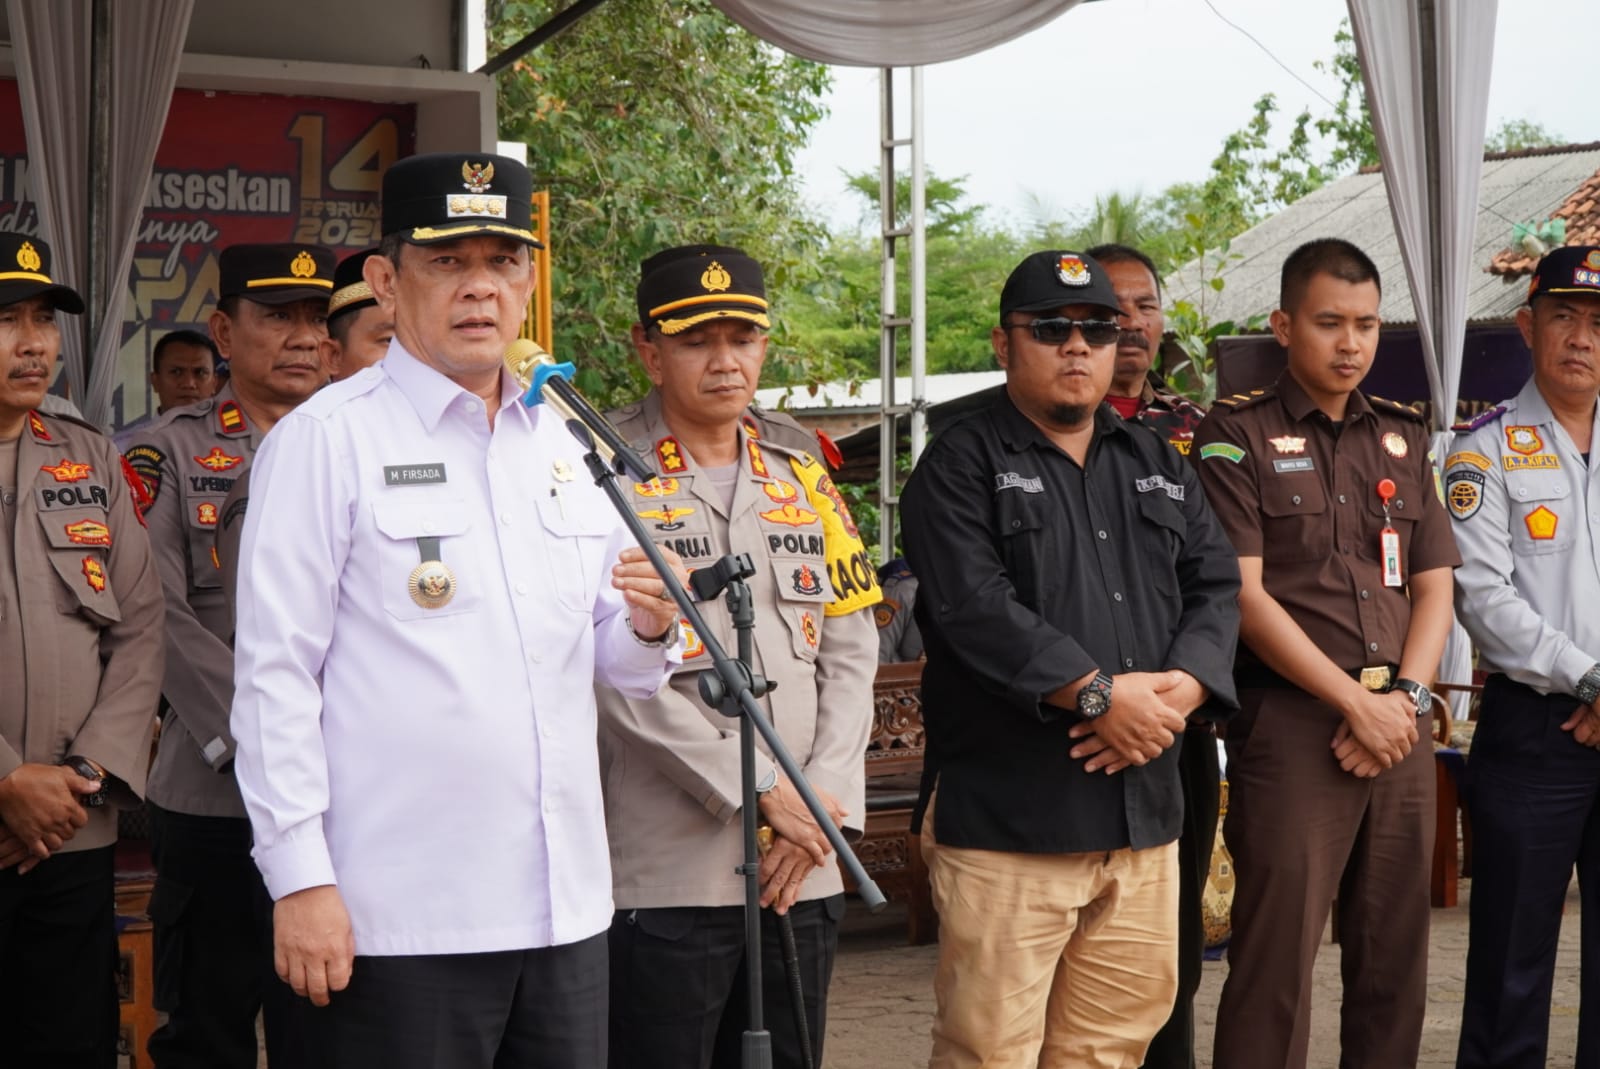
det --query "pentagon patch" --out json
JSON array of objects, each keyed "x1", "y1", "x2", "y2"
[
  {"x1": 1445, "y1": 470, "x2": 1484, "y2": 520},
  {"x1": 1525, "y1": 505, "x2": 1558, "y2": 541}
]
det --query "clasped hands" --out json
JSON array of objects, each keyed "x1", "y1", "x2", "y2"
[
  {"x1": 0, "y1": 762, "x2": 104, "y2": 873},
  {"x1": 1067, "y1": 670, "x2": 1207, "y2": 775}
]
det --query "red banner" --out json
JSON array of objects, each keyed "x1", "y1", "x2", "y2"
[{"x1": 0, "y1": 80, "x2": 416, "y2": 429}]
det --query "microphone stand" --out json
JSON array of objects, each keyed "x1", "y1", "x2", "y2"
[{"x1": 563, "y1": 418, "x2": 887, "y2": 1069}]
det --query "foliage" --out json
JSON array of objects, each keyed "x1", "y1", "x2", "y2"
[
  {"x1": 490, "y1": 0, "x2": 834, "y2": 406},
  {"x1": 842, "y1": 169, "x2": 984, "y2": 239},
  {"x1": 1485, "y1": 118, "x2": 1565, "y2": 154}
]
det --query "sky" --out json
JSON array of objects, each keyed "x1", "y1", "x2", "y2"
[{"x1": 792, "y1": 0, "x2": 1595, "y2": 234}]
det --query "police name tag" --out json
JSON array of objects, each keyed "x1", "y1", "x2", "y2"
[
  {"x1": 1272, "y1": 458, "x2": 1315, "y2": 473},
  {"x1": 384, "y1": 464, "x2": 447, "y2": 486}
]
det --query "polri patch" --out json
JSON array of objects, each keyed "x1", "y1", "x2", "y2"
[
  {"x1": 384, "y1": 463, "x2": 447, "y2": 486},
  {"x1": 1199, "y1": 442, "x2": 1244, "y2": 464},
  {"x1": 1273, "y1": 458, "x2": 1315, "y2": 473}
]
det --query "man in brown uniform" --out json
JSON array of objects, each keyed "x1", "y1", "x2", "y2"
[
  {"x1": 1193, "y1": 238, "x2": 1459, "y2": 1068},
  {"x1": 123, "y1": 242, "x2": 333, "y2": 1068},
  {"x1": 0, "y1": 230, "x2": 165, "y2": 1068}
]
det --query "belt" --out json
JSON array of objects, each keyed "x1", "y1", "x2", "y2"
[{"x1": 1235, "y1": 663, "x2": 1398, "y2": 692}]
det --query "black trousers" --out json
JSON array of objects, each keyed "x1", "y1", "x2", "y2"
[
  {"x1": 310, "y1": 932, "x2": 609, "y2": 1069},
  {"x1": 146, "y1": 804, "x2": 312, "y2": 1069},
  {"x1": 608, "y1": 895, "x2": 845, "y2": 1069},
  {"x1": 1457, "y1": 675, "x2": 1600, "y2": 1069},
  {"x1": 1142, "y1": 728, "x2": 1222, "y2": 1069},
  {"x1": 0, "y1": 845, "x2": 118, "y2": 1069}
]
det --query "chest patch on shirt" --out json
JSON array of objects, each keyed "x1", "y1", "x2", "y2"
[
  {"x1": 1272, "y1": 457, "x2": 1315, "y2": 474},
  {"x1": 638, "y1": 505, "x2": 695, "y2": 531},
  {"x1": 1445, "y1": 470, "x2": 1484, "y2": 519},
  {"x1": 36, "y1": 483, "x2": 110, "y2": 511},
  {"x1": 994, "y1": 471, "x2": 1043, "y2": 494},
  {"x1": 383, "y1": 463, "x2": 447, "y2": 486},
  {"x1": 1134, "y1": 474, "x2": 1185, "y2": 501},
  {"x1": 1506, "y1": 426, "x2": 1544, "y2": 455},
  {"x1": 1503, "y1": 454, "x2": 1559, "y2": 471},
  {"x1": 1268, "y1": 435, "x2": 1306, "y2": 455},
  {"x1": 194, "y1": 447, "x2": 243, "y2": 472},
  {"x1": 1199, "y1": 442, "x2": 1245, "y2": 464},
  {"x1": 40, "y1": 459, "x2": 94, "y2": 483},
  {"x1": 1525, "y1": 506, "x2": 1559, "y2": 540}
]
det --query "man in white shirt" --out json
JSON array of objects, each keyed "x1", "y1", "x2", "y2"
[{"x1": 230, "y1": 152, "x2": 686, "y2": 1068}]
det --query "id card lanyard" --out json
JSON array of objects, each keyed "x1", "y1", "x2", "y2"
[{"x1": 1376, "y1": 477, "x2": 1403, "y2": 587}]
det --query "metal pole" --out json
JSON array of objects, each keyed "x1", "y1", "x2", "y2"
[
  {"x1": 85, "y1": 0, "x2": 111, "y2": 405},
  {"x1": 1417, "y1": 0, "x2": 1448, "y2": 428},
  {"x1": 908, "y1": 66, "x2": 927, "y2": 466},
  {"x1": 878, "y1": 69, "x2": 898, "y2": 565}
]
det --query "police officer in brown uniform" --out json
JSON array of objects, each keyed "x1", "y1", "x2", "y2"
[
  {"x1": 598, "y1": 245, "x2": 879, "y2": 1069},
  {"x1": 1193, "y1": 239, "x2": 1459, "y2": 1069},
  {"x1": 124, "y1": 242, "x2": 333, "y2": 1068},
  {"x1": 0, "y1": 231, "x2": 165, "y2": 1068}
]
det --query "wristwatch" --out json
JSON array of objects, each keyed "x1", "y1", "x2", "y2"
[
  {"x1": 60, "y1": 756, "x2": 107, "y2": 808},
  {"x1": 1075, "y1": 671, "x2": 1114, "y2": 720},
  {"x1": 627, "y1": 615, "x2": 681, "y2": 648},
  {"x1": 1392, "y1": 678, "x2": 1433, "y2": 716},
  {"x1": 1578, "y1": 663, "x2": 1600, "y2": 705},
  {"x1": 755, "y1": 767, "x2": 778, "y2": 795}
]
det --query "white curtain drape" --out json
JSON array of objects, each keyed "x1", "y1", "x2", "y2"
[
  {"x1": 1346, "y1": 0, "x2": 1498, "y2": 712},
  {"x1": 8, "y1": 0, "x2": 193, "y2": 427},
  {"x1": 711, "y1": 0, "x2": 1082, "y2": 66}
]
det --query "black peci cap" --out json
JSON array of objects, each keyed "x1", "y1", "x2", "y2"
[
  {"x1": 999, "y1": 250, "x2": 1124, "y2": 322},
  {"x1": 218, "y1": 244, "x2": 336, "y2": 305},
  {"x1": 1527, "y1": 245, "x2": 1600, "y2": 303},
  {"x1": 381, "y1": 153, "x2": 542, "y2": 248},
  {"x1": 328, "y1": 249, "x2": 380, "y2": 323},
  {"x1": 0, "y1": 232, "x2": 84, "y2": 313},
  {"x1": 636, "y1": 244, "x2": 769, "y2": 335}
]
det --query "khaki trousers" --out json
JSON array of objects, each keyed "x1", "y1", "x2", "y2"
[{"x1": 922, "y1": 795, "x2": 1179, "y2": 1069}]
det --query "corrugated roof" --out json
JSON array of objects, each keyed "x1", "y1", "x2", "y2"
[
  {"x1": 1164, "y1": 145, "x2": 1600, "y2": 327},
  {"x1": 1487, "y1": 162, "x2": 1600, "y2": 276}
]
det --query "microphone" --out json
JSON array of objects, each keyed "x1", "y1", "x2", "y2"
[{"x1": 504, "y1": 339, "x2": 656, "y2": 483}]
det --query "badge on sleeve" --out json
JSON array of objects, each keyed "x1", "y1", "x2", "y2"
[
  {"x1": 1445, "y1": 470, "x2": 1485, "y2": 520},
  {"x1": 1199, "y1": 442, "x2": 1245, "y2": 464}
]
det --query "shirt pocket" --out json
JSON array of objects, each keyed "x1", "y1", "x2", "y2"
[
  {"x1": 1259, "y1": 473, "x2": 1329, "y2": 562},
  {"x1": 1355, "y1": 471, "x2": 1424, "y2": 566},
  {"x1": 1135, "y1": 490, "x2": 1187, "y2": 598},
  {"x1": 38, "y1": 510, "x2": 122, "y2": 627},
  {"x1": 184, "y1": 493, "x2": 226, "y2": 591},
  {"x1": 1506, "y1": 472, "x2": 1574, "y2": 557},
  {"x1": 371, "y1": 497, "x2": 481, "y2": 621},
  {"x1": 532, "y1": 488, "x2": 615, "y2": 614},
  {"x1": 994, "y1": 491, "x2": 1049, "y2": 607},
  {"x1": 768, "y1": 556, "x2": 830, "y2": 663}
]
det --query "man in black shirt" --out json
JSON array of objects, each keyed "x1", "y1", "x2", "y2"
[{"x1": 902, "y1": 249, "x2": 1240, "y2": 1067}]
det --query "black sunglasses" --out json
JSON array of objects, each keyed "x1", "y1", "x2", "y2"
[{"x1": 1009, "y1": 316, "x2": 1121, "y2": 347}]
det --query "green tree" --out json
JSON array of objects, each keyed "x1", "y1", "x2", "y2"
[
  {"x1": 841, "y1": 169, "x2": 984, "y2": 238},
  {"x1": 489, "y1": 0, "x2": 836, "y2": 404},
  {"x1": 1485, "y1": 118, "x2": 1565, "y2": 154}
]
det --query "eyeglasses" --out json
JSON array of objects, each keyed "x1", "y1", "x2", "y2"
[{"x1": 1009, "y1": 317, "x2": 1121, "y2": 347}]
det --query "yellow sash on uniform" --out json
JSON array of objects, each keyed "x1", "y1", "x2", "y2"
[{"x1": 787, "y1": 455, "x2": 881, "y2": 617}]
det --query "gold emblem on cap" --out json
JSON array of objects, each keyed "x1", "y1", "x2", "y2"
[
  {"x1": 461, "y1": 161, "x2": 495, "y2": 194},
  {"x1": 700, "y1": 261, "x2": 732, "y2": 292},
  {"x1": 407, "y1": 560, "x2": 457, "y2": 609},
  {"x1": 449, "y1": 196, "x2": 468, "y2": 213},
  {"x1": 290, "y1": 250, "x2": 317, "y2": 279},
  {"x1": 16, "y1": 241, "x2": 41, "y2": 272}
]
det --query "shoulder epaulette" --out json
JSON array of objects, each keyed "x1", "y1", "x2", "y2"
[
  {"x1": 34, "y1": 408, "x2": 109, "y2": 439},
  {"x1": 1451, "y1": 404, "x2": 1506, "y2": 433},
  {"x1": 164, "y1": 397, "x2": 216, "y2": 423},
  {"x1": 1368, "y1": 395, "x2": 1426, "y2": 423},
  {"x1": 744, "y1": 404, "x2": 816, "y2": 453},
  {"x1": 1211, "y1": 388, "x2": 1273, "y2": 412}
]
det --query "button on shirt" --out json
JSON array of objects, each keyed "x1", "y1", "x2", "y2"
[
  {"x1": 1193, "y1": 373, "x2": 1460, "y2": 672},
  {"x1": 231, "y1": 343, "x2": 679, "y2": 957},
  {"x1": 901, "y1": 391, "x2": 1240, "y2": 855},
  {"x1": 1449, "y1": 379, "x2": 1600, "y2": 695}
]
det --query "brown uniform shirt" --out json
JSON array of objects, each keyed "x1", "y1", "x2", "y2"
[
  {"x1": 0, "y1": 410, "x2": 165, "y2": 850},
  {"x1": 1192, "y1": 372, "x2": 1460, "y2": 672},
  {"x1": 122, "y1": 384, "x2": 259, "y2": 816}
]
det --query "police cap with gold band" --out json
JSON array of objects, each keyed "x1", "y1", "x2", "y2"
[
  {"x1": 0, "y1": 231, "x2": 85, "y2": 313},
  {"x1": 328, "y1": 248, "x2": 379, "y2": 323},
  {"x1": 218, "y1": 243, "x2": 336, "y2": 305},
  {"x1": 636, "y1": 244, "x2": 770, "y2": 336},
  {"x1": 381, "y1": 152, "x2": 542, "y2": 247},
  {"x1": 1526, "y1": 244, "x2": 1600, "y2": 303}
]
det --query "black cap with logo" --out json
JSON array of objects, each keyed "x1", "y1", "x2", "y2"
[
  {"x1": 328, "y1": 249, "x2": 380, "y2": 323},
  {"x1": 218, "y1": 244, "x2": 336, "y2": 305},
  {"x1": 636, "y1": 244, "x2": 770, "y2": 335},
  {"x1": 1527, "y1": 245, "x2": 1600, "y2": 303},
  {"x1": 999, "y1": 250, "x2": 1125, "y2": 322},
  {"x1": 381, "y1": 152, "x2": 542, "y2": 248},
  {"x1": 0, "y1": 232, "x2": 84, "y2": 313}
]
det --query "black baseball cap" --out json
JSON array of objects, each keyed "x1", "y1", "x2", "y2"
[
  {"x1": 218, "y1": 244, "x2": 336, "y2": 305},
  {"x1": 381, "y1": 153, "x2": 542, "y2": 248},
  {"x1": 637, "y1": 244, "x2": 770, "y2": 335},
  {"x1": 1527, "y1": 245, "x2": 1600, "y2": 303},
  {"x1": 0, "y1": 232, "x2": 84, "y2": 313},
  {"x1": 999, "y1": 250, "x2": 1124, "y2": 322},
  {"x1": 328, "y1": 249, "x2": 380, "y2": 323}
]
